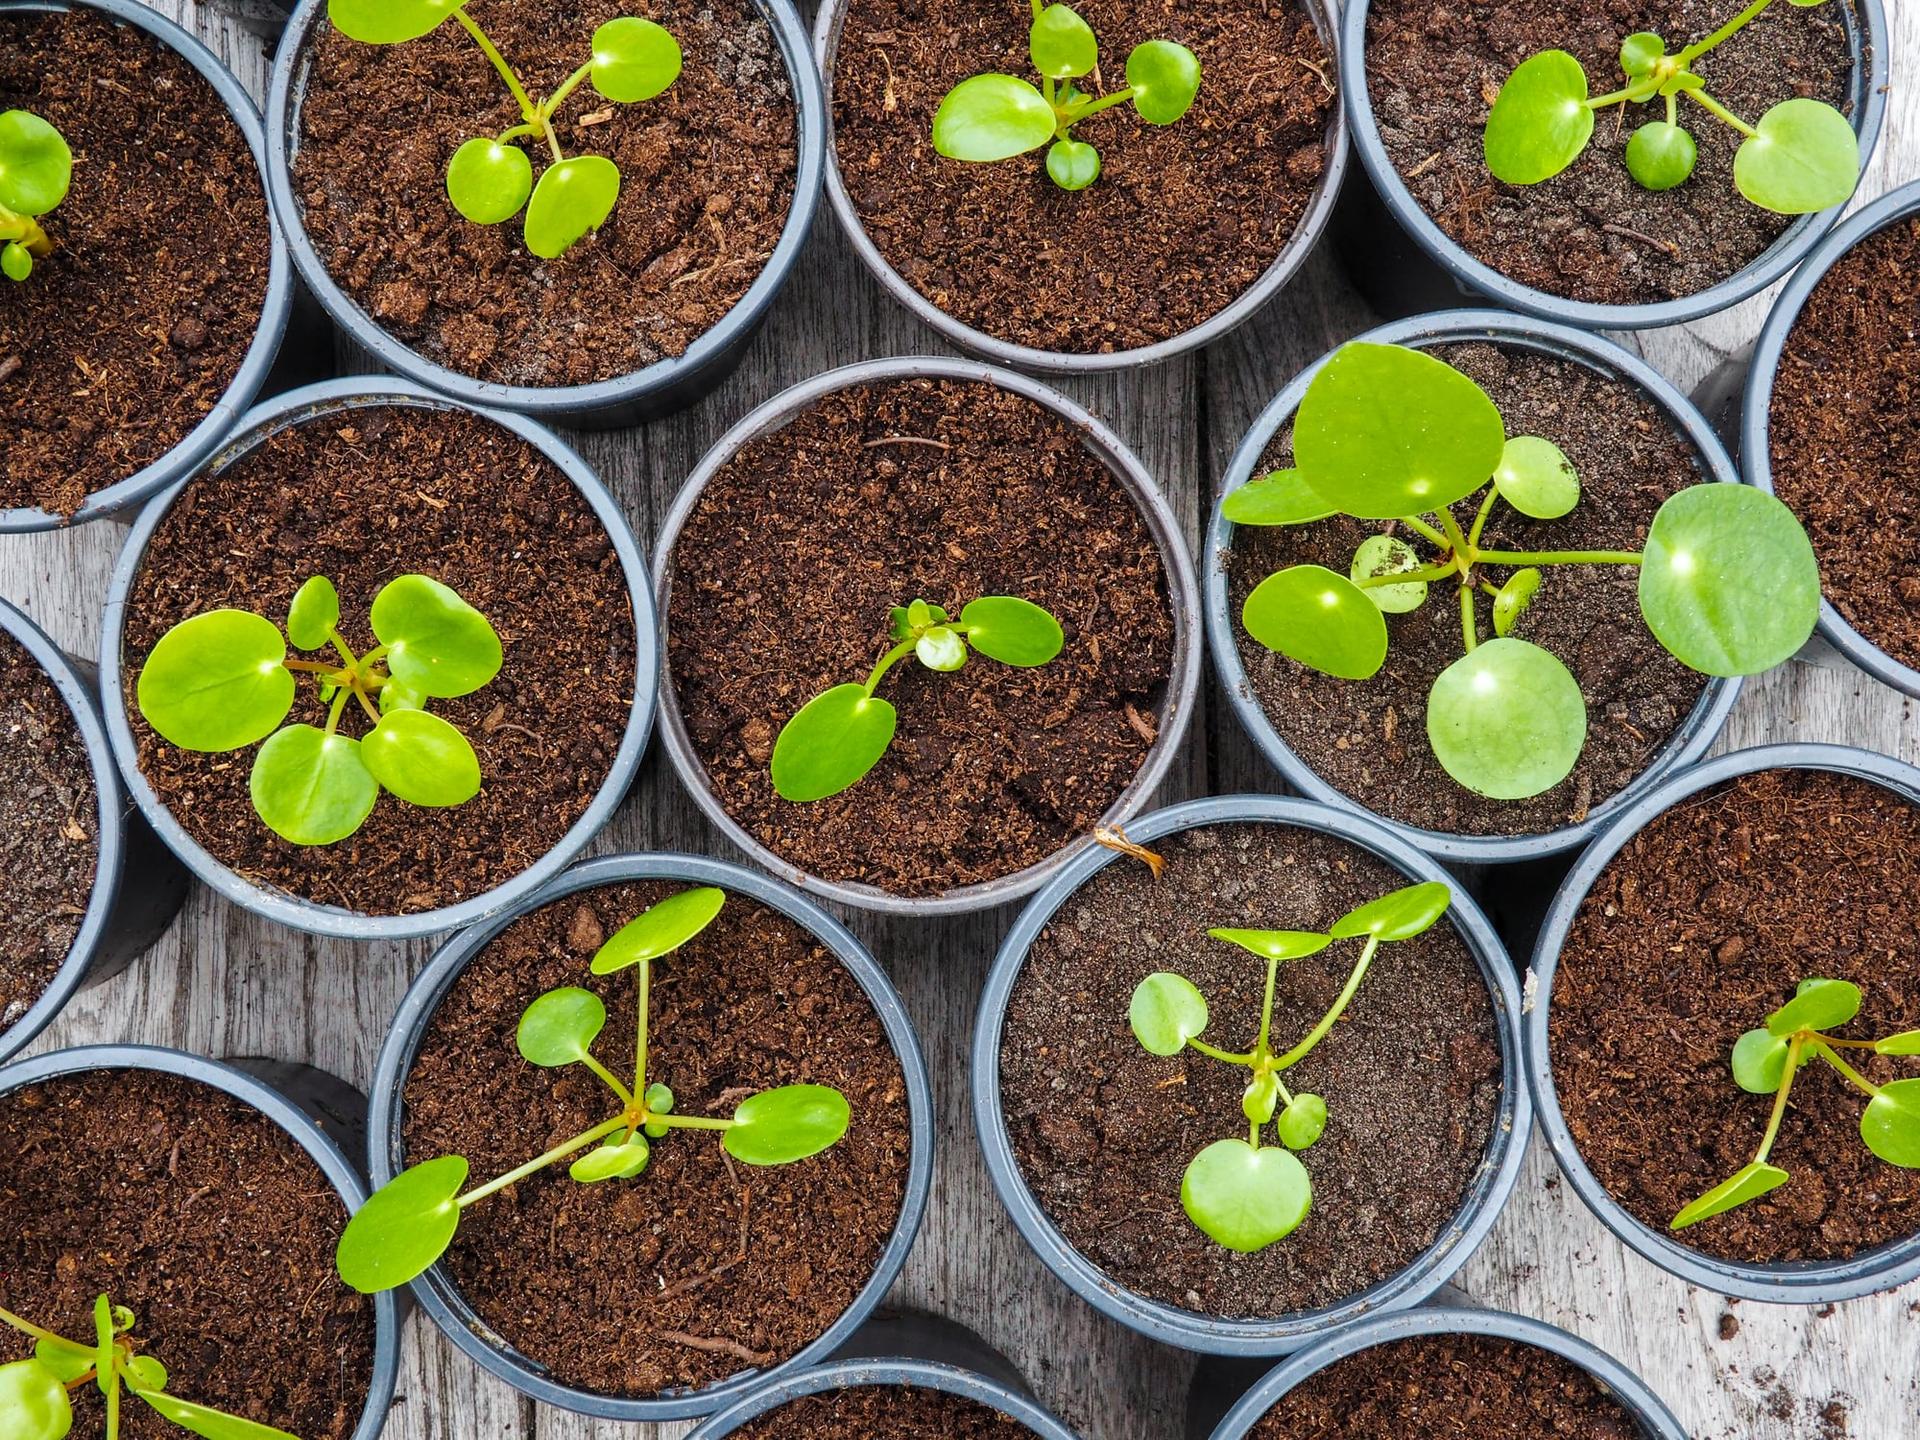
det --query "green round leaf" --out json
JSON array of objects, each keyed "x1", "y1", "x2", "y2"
[
  {"x1": 916, "y1": 626, "x2": 969, "y2": 672},
  {"x1": 1350, "y1": 534, "x2": 1429, "y2": 614},
  {"x1": 335, "y1": 1154, "x2": 469, "y2": 1293},
  {"x1": 362, "y1": 708, "x2": 481, "y2": 807},
  {"x1": 1639, "y1": 484, "x2": 1819, "y2": 677},
  {"x1": 249, "y1": 726, "x2": 379, "y2": 846},
  {"x1": 1206, "y1": 929, "x2": 1333, "y2": 962},
  {"x1": 570, "y1": 1136, "x2": 651, "y2": 1183},
  {"x1": 1767, "y1": 977, "x2": 1863, "y2": 1037},
  {"x1": 1242, "y1": 1072, "x2": 1279, "y2": 1125},
  {"x1": 1277, "y1": 1093, "x2": 1328, "y2": 1151},
  {"x1": 1330, "y1": 880, "x2": 1451, "y2": 942},
  {"x1": 1222, "y1": 468, "x2": 1334, "y2": 527},
  {"x1": 1180, "y1": 1139, "x2": 1311, "y2": 1252},
  {"x1": 1876, "y1": 1031, "x2": 1920, "y2": 1057},
  {"x1": 1046, "y1": 138, "x2": 1101, "y2": 190},
  {"x1": 1619, "y1": 32, "x2": 1666, "y2": 77},
  {"x1": 1494, "y1": 435, "x2": 1580, "y2": 519},
  {"x1": 29, "y1": 1337, "x2": 91, "y2": 1387},
  {"x1": 1126, "y1": 41, "x2": 1201, "y2": 126},
  {"x1": 134, "y1": 1388, "x2": 301, "y2": 1440},
  {"x1": 1491, "y1": 568, "x2": 1542, "y2": 638},
  {"x1": 370, "y1": 574, "x2": 502, "y2": 698},
  {"x1": 0, "y1": 110, "x2": 71, "y2": 217},
  {"x1": 1734, "y1": 99, "x2": 1859, "y2": 215},
  {"x1": 327, "y1": 0, "x2": 468, "y2": 45},
  {"x1": 771, "y1": 684, "x2": 898, "y2": 802},
  {"x1": 591, "y1": 887, "x2": 726, "y2": 974},
  {"x1": 0, "y1": 1359, "x2": 71, "y2": 1440},
  {"x1": 137, "y1": 610, "x2": 295, "y2": 752},
  {"x1": 590, "y1": 17, "x2": 682, "y2": 103},
  {"x1": 123, "y1": 1356, "x2": 167, "y2": 1394},
  {"x1": 1484, "y1": 50, "x2": 1595, "y2": 185},
  {"x1": 960, "y1": 596, "x2": 1064, "y2": 666},
  {"x1": 446, "y1": 137, "x2": 534, "y2": 226},
  {"x1": 1030, "y1": 3, "x2": 1097, "y2": 79},
  {"x1": 724, "y1": 1084, "x2": 851, "y2": 1166},
  {"x1": 1242, "y1": 565, "x2": 1389, "y2": 681},
  {"x1": 1129, "y1": 972, "x2": 1210, "y2": 1056},
  {"x1": 1426, "y1": 638, "x2": 1587, "y2": 800},
  {"x1": 933, "y1": 75, "x2": 1056, "y2": 163},
  {"x1": 286, "y1": 576, "x2": 341, "y2": 651},
  {"x1": 524, "y1": 154, "x2": 622, "y2": 259},
  {"x1": 644, "y1": 1081, "x2": 675, "y2": 1138},
  {"x1": 1, "y1": 241, "x2": 30, "y2": 283},
  {"x1": 1626, "y1": 122, "x2": 1698, "y2": 191},
  {"x1": 517, "y1": 986, "x2": 607, "y2": 1071},
  {"x1": 379, "y1": 679, "x2": 427, "y2": 714},
  {"x1": 1731, "y1": 1028, "x2": 1791, "y2": 1094},
  {"x1": 1861, "y1": 1078, "x2": 1920, "y2": 1168},
  {"x1": 1294, "y1": 343, "x2": 1506, "y2": 519},
  {"x1": 1671, "y1": 1160, "x2": 1790, "y2": 1230}
]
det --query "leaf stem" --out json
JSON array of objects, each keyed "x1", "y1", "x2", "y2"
[
  {"x1": 1255, "y1": 957, "x2": 1280, "y2": 1058},
  {"x1": 544, "y1": 62, "x2": 594, "y2": 119},
  {"x1": 1755, "y1": 1034, "x2": 1806, "y2": 1164},
  {"x1": 1436, "y1": 508, "x2": 1473, "y2": 560},
  {"x1": 323, "y1": 687, "x2": 351, "y2": 738},
  {"x1": 1585, "y1": 75, "x2": 1662, "y2": 110},
  {"x1": 539, "y1": 113, "x2": 566, "y2": 165},
  {"x1": 1399, "y1": 515, "x2": 1451, "y2": 549},
  {"x1": 0, "y1": 1305, "x2": 75, "y2": 1347},
  {"x1": 1680, "y1": 0, "x2": 1776, "y2": 65},
  {"x1": 1812, "y1": 1040, "x2": 1883, "y2": 1099},
  {"x1": 327, "y1": 627, "x2": 361, "y2": 670},
  {"x1": 1355, "y1": 561, "x2": 1456, "y2": 589},
  {"x1": 1459, "y1": 586, "x2": 1478, "y2": 653},
  {"x1": 455, "y1": 10, "x2": 540, "y2": 124},
  {"x1": 579, "y1": 1052, "x2": 634, "y2": 1108},
  {"x1": 1473, "y1": 549, "x2": 1643, "y2": 566},
  {"x1": 456, "y1": 1115, "x2": 631, "y2": 1206},
  {"x1": 353, "y1": 688, "x2": 382, "y2": 727},
  {"x1": 1685, "y1": 87, "x2": 1757, "y2": 139},
  {"x1": 1272, "y1": 937, "x2": 1380, "y2": 1073},
  {"x1": 862, "y1": 638, "x2": 918, "y2": 696},
  {"x1": 1065, "y1": 87, "x2": 1138, "y2": 123},
  {"x1": 282, "y1": 659, "x2": 340, "y2": 675},
  {"x1": 634, "y1": 957, "x2": 651, "y2": 1095},
  {"x1": 649, "y1": 1113, "x2": 736, "y2": 1132},
  {"x1": 1466, "y1": 488, "x2": 1499, "y2": 551},
  {"x1": 1186, "y1": 1036, "x2": 1255, "y2": 1065}
]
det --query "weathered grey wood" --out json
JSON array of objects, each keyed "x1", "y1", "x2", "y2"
[{"x1": 4, "y1": 2, "x2": 1918, "y2": 1437}]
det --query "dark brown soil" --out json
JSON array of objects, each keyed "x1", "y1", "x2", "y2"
[
  {"x1": 666, "y1": 377, "x2": 1176, "y2": 896},
  {"x1": 0, "y1": 1067, "x2": 378, "y2": 1440},
  {"x1": 0, "y1": 8, "x2": 270, "y2": 516},
  {"x1": 1365, "y1": 0, "x2": 1856, "y2": 307},
  {"x1": 122, "y1": 403, "x2": 636, "y2": 917},
  {"x1": 730, "y1": 1385, "x2": 1036, "y2": 1439},
  {"x1": 1552, "y1": 767, "x2": 1920, "y2": 1264},
  {"x1": 1228, "y1": 342, "x2": 1710, "y2": 837},
  {"x1": 294, "y1": 0, "x2": 795, "y2": 388},
  {"x1": 401, "y1": 878, "x2": 912, "y2": 1397},
  {"x1": 1248, "y1": 1331, "x2": 1646, "y2": 1438},
  {"x1": 0, "y1": 629, "x2": 96, "y2": 1034},
  {"x1": 1768, "y1": 215, "x2": 1920, "y2": 671},
  {"x1": 832, "y1": 0, "x2": 1338, "y2": 354},
  {"x1": 1001, "y1": 821, "x2": 1502, "y2": 1316}
]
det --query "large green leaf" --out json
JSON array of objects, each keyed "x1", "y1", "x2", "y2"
[
  {"x1": 525, "y1": 154, "x2": 622, "y2": 260},
  {"x1": 1860, "y1": 1078, "x2": 1920, "y2": 1168},
  {"x1": 589, "y1": 17, "x2": 682, "y2": 104},
  {"x1": 1670, "y1": 1160, "x2": 1790, "y2": 1230},
  {"x1": 960, "y1": 596, "x2": 1063, "y2": 666},
  {"x1": 249, "y1": 726, "x2": 379, "y2": 846},
  {"x1": 1180, "y1": 1139, "x2": 1311, "y2": 1252},
  {"x1": 1767, "y1": 977, "x2": 1862, "y2": 1037},
  {"x1": 335, "y1": 1155, "x2": 469, "y2": 1293},
  {"x1": 0, "y1": 1359, "x2": 71, "y2": 1440},
  {"x1": 591, "y1": 887, "x2": 727, "y2": 974},
  {"x1": 933, "y1": 75, "x2": 1056, "y2": 162},
  {"x1": 1221, "y1": 469, "x2": 1334, "y2": 527},
  {"x1": 1241, "y1": 565, "x2": 1389, "y2": 680},
  {"x1": 327, "y1": 0, "x2": 468, "y2": 45},
  {"x1": 516, "y1": 986, "x2": 606, "y2": 1068},
  {"x1": 770, "y1": 685, "x2": 897, "y2": 802},
  {"x1": 723, "y1": 1085, "x2": 851, "y2": 1166},
  {"x1": 134, "y1": 1390, "x2": 302, "y2": 1440},
  {"x1": 1125, "y1": 41, "x2": 1202, "y2": 126},
  {"x1": 1484, "y1": 50, "x2": 1595, "y2": 185},
  {"x1": 138, "y1": 610, "x2": 295, "y2": 753},
  {"x1": 1030, "y1": 3, "x2": 1096, "y2": 79},
  {"x1": 370, "y1": 575, "x2": 501, "y2": 698},
  {"x1": 1426, "y1": 638, "x2": 1586, "y2": 799},
  {"x1": 1734, "y1": 99, "x2": 1859, "y2": 215},
  {"x1": 1329, "y1": 880, "x2": 1451, "y2": 942},
  {"x1": 362, "y1": 709, "x2": 481, "y2": 807},
  {"x1": 1128, "y1": 972, "x2": 1210, "y2": 1055},
  {"x1": 0, "y1": 109, "x2": 72, "y2": 217},
  {"x1": 1206, "y1": 929, "x2": 1333, "y2": 962},
  {"x1": 446, "y1": 138, "x2": 534, "y2": 226}
]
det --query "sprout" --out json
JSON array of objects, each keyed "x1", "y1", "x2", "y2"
[
  {"x1": 1671, "y1": 979, "x2": 1920, "y2": 1230},
  {"x1": 334, "y1": 889, "x2": 852, "y2": 1293},
  {"x1": 931, "y1": 2, "x2": 1200, "y2": 191},
  {"x1": 0, "y1": 108, "x2": 72, "y2": 283},
  {"x1": 1228, "y1": 341, "x2": 1820, "y2": 801},
  {"x1": 1128, "y1": 881, "x2": 1451, "y2": 1251},
  {"x1": 326, "y1": 1, "x2": 681, "y2": 258},
  {"x1": 770, "y1": 595, "x2": 1064, "y2": 802},
  {"x1": 135, "y1": 574, "x2": 501, "y2": 846},
  {"x1": 1484, "y1": 0, "x2": 1859, "y2": 215}
]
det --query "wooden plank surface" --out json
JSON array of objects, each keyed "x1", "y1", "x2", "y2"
[{"x1": 5, "y1": 2, "x2": 1917, "y2": 1437}]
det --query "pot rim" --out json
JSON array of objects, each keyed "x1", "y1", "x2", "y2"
[{"x1": 687, "y1": 1358, "x2": 1078, "y2": 1439}]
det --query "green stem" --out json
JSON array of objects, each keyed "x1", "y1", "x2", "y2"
[
  {"x1": 1399, "y1": 515, "x2": 1451, "y2": 549},
  {"x1": 539, "y1": 113, "x2": 566, "y2": 165},
  {"x1": 543, "y1": 61, "x2": 594, "y2": 119},
  {"x1": 281, "y1": 659, "x2": 339, "y2": 676},
  {"x1": 327, "y1": 627, "x2": 361, "y2": 670},
  {"x1": 456, "y1": 1116, "x2": 631, "y2": 1206},
  {"x1": 0, "y1": 1305, "x2": 76, "y2": 1348},
  {"x1": 1355, "y1": 561, "x2": 1456, "y2": 589},
  {"x1": 497, "y1": 122, "x2": 540, "y2": 145},
  {"x1": 455, "y1": 10, "x2": 540, "y2": 124},
  {"x1": 1681, "y1": 0, "x2": 1776, "y2": 65},
  {"x1": 1813, "y1": 1041, "x2": 1883, "y2": 1099},
  {"x1": 105, "y1": 1367, "x2": 120, "y2": 1440},
  {"x1": 649, "y1": 1113, "x2": 736, "y2": 1133},
  {"x1": 1255, "y1": 958, "x2": 1280, "y2": 1058},
  {"x1": 579, "y1": 1052, "x2": 634, "y2": 1108},
  {"x1": 1755, "y1": 1034, "x2": 1806, "y2": 1164},
  {"x1": 1473, "y1": 549, "x2": 1643, "y2": 566},
  {"x1": 1186, "y1": 1036, "x2": 1254, "y2": 1065},
  {"x1": 1248, "y1": 1118, "x2": 1260, "y2": 1150},
  {"x1": 1436, "y1": 509, "x2": 1472, "y2": 560},
  {"x1": 1030, "y1": 0, "x2": 1044, "y2": 19},
  {"x1": 1685, "y1": 87, "x2": 1757, "y2": 139},
  {"x1": 1585, "y1": 75, "x2": 1662, "y2": 110},
  {"x1": 323, "y1": 686, "x2": 351, "y2": 738},
  {"x1": 1666, "y1": 91, "x2": 1678, "y2": 126},
  {"x1": 1044, "y1": 75, "x2": 1057, "y2": 111},
  {"x1": 862, "y1": 638, "x2": 918, "y2": 697},
  {"x1": 1466, "y1": 488, "x2": 1499, "y2": 552},
  {"x1": 634, "y1": 957, "x2": 651, "y2": 1095},
  {"x1": 1273, "y1": 937, "x2": 1380, "y2": 1072},
  {"x1": 1064, "y1": 87, "x2": 1138, "y2": 123},
  {"x1": 1459, "y1": 586, "x2": 1478, "y2": 653}
]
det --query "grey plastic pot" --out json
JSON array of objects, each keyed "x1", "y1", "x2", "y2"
[
  {"x1": 98, "y1": 376, "x2": 659, "y2": 942},
  {"x1": 265, "y1": 0, "x2": 824, "y2": 429},
  {"x1": 1527, "y1": 742, "x2": 1920, "y2": 1303},
  {"x1": 0, "y1": 599, "x2": 188, "y2": 1066},
  {"x1": 0, "y1": 1044, "x2": 402, "y2": 1440},
  {"x1": 1336, "y1": 0, "x2": 1889, "y2": 329},
  {"x1": 654, "y1": 355, "x2": 1203, "y2": 916},
  {"x1": 1200, "y1": 1307, "x2": 1686, "y2": 1440},
  {"x1": 689, "y1": 1358, "x2": 1079, "y2": 1440},
  {"x1": 972, "y1": 794, "x2": 1531, "y2": 1356},
  {"x1": 1206, "y1": 308, "x2": 1743, "y2": 867},
  {"x1": 0, "y1": 0, "x2": 294, "y2": 533},
  {"x1": 811, "y1": 0, "x2": 1349, "y2": 375},
  {"x1": 367, "y1": 851, "x2": 935, "y2": 1422}
]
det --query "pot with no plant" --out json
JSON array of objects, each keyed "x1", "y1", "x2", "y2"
[
  {"x1": 687, "y1": 1357, "x2": 1080, "y2": 1440},
  {"x1": 1208, "y1": 309, "x2": 1818, "y2": 864},
  {"x1": 814, "y1": 0, "x2": 1347, "y2": 372},
  {"x1": 0, "y1": 0, "x2": 293, "y2": 531},
  {"x1": 100, "y1": 377, "x2": 657, "y2": 942},
  {"x1": 655, "y1": 356, "x2": 1200, "y2": 916},
  {"x1": 265, "y1": 0, "x2": 824, "y2": 427},
  {"x1": 1529, "y1": 743, "x2": 1920, "y2": 1302},
  {"x1": 1336, "y1": 0, "x2": 1887, "y2": 327},
  {"x1": 973, "y1": 795, "x2": 1529, "y2": 1355}
]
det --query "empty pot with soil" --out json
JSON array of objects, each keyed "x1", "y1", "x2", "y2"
[
  {"x1": 655, "y1": 356, "x2": 1200, "y2": 915},
  {"x1": 355, "y1": 852, "x2": 932, "y2": 1420},
  {"x1": 266, "y1": 0, "x2": 823, "y2": 426},
  {"x1": 101, "y1": 377, "x2": 656, "y2": 941},
  {"x1": 1528, "y1": 744, "x2": 1920, "y2": 1302},
  {"x1": 814, "y1": 0, "x2": 1347, "y2": 372},
  {"x1": 688, "y1": 1357, "x2": 1080, "y2": 1440},
  {"x1": 0, "y1": 0, "x2": 292, "y2": 531},
  {"x1": 973, "y1": 795, "x2": 1528, "y2": 1354}
]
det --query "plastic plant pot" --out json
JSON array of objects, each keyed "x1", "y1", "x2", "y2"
[
  {"x1": 1526, "y1": 742, "x2": 1920, "y2": 1304},
  {"x1": 654, "y1": 355, "x2": 1203, "y2": 917},
  {"x1": 99, "y1": 376, "x2": 659, "y2": 942},
  {"x1": 972, "y1": 794, "x2": 1531, "y2": 1357},
  {"x1": 264, "y1": 0, "x2": 825, "y2": 429},
  {"x1": 367, "y1": 851, "x2": 936, "y2": 1422},
  {"x1": 688, "y1": 1357, "x2": 1080, "y2": 1440},
  {"x1": 0, "y1": 0, "x2": 294, "y2": 533},
  {"x1": 1206, "y1": 307, "x2": 1743, "y2": 867}
]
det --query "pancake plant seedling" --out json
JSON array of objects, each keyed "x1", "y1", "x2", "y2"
[
  {"x1": 1485, "y1": 0, "x2": 1860, "y2": 214},
  {"x1": 771, "y1": 596, "x2": 1064, "y2": 801},
  {"x1": 327, "y1": 0, "x2": 681, "y2": 257},
  {"x1": 1672, "y1": 978, "x2": 1920, "y2": 1230},
  {"x1": 137, "y1": 574, "x2": 501, "y2": 846},
  {"x1": 1227, "y1": 341, "x2": 1820, "y2": 800},
  {"x1": 1, "y1": 1293, "x2": 300, "y2": 1439},
  {"x1": 932, "y1": 2, "x2": 1201, "y2": 190},
  {"x1": 335, "y1": 887, "x2": 852, "y2": 1294},
  {"x1": 1128, "y1": 881, "x2": 1451, "y2": 1251},
  {"x1": 0, "y1": 109, "x2": 71, "y2": 282}
]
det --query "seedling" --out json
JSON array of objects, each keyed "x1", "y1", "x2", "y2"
[
  {"x1": 136, "y1": 574, "x2": 501, "y2": 846},
  {"x1": 1671, "y1": 978, "x2": 1920, "y2": 1230},
  {"x1": 326, "y1": 0, "x2": 681, "y2": 257},
  {"x1": 1128, "y1": 881, "x2": 1451, "y2": 1251},
  {"x1": 770, "y1": 596, "x2": 1064, "y2": 802},
  {"x1": 1227, "y1": 341, "x2": 1820, "y2": 800},
  {"x1": 932, "y1": 2, "x2": 1201, "y2": 190},
  {"x1": 1485, "y1": 0, "x2": 1859, "y2": 214},
  {"x1": 0, "y1": 108, "x2": 71, "y2": 282},
  {"x1": 334, "y1": 888, "x2": 852, "y2": 1293},
  {"x1": 1, "y1": 1293, "x2": 299, "y2": 1439}
]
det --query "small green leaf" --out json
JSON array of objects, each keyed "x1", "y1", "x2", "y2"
[
  {"x1": 1671, "y1": 1160, "x2": 1791, "y2": 1230},
  {"x1": 933, "y1": 75, "x2": 1056, "y2": 162},
  {"x1": 1619, "y1": 32, "x2": 1665, "y2": 77},
  {"x1": 29, "y1": 1338, "x2": 91, "y2": 1386},
  {"x1": 138, "y1": 610, "x2": 295, "y2": 753},
  {"x1": 326, "y1": 0, "x2": 468, "y2": 45},
  {"x1": 0, "y1": 110, "x2": 71, "y2": 217},
  {"x1": 960, "y1": 596, "x2": 1064, "y2": 666},
  {"x1": 1626, "y1": 122, "x2": 1698, "y2": 191},
  {"x1": 1734, "y1": 99, "x2": 1859, "y2": 215},
  {"x1": 123, "y1": 1357, "x2": 167, "y2": 1394},
  {"x1": 1046, "y1": 138, "x2": 1101, "y2": 190},
  {"x1": 1030, "y1": 3, "x2": 1096, "y2": 79},
  {"x1": 0, "y1": 1359, "x2": 71, "y2": 1440},
  {"x1": 249, "y1": 726, "x2": 380, "y2": 846},
  {"x1": 644, "y1": 1082, "x2": 675, "y2": 1139},
  {"x1": 1242, "y1": 1072, "x2": 1279, "y2": 1125},
  {"x1": 1277, "y1": 1093, "x2": 1328, "y2": 1150},
  {"x1": 770, "y1": 684, "x2": 898, "y2": 802},
  {"x1": 362, "y1": 709, "x2": 482, "y2": 807},
  {"x1": 1860, "y1": 1078, "x2": 1920, "y2": 1168},
  {"x1": 1491, "y1": 569, "x2": 1542, "y2": 638},
  {"x1": 370, "y1": 575, "x2": 502, "y2": 699},
  {"x1": 570, "y1": 1136, "x2": 650, "y2": 1183},
  {"x1": 1180, "y1": 1139, "x2": 1311, "y2": 1252},
  {"x1": 524, "y1": 154, "x2": 621, "y2": 259},
  {"x1": 724, "y1": 1084, "x2": 851, "y2": 1166},
  {"x1": 888, "y1": 607, "x2": 913, "y2": 641},
  {"x1": 589, "y1": 17, "x2": 682, "y2": 104},
  {"x1": 1767, "y1": 978, "x2": 1863, "y2": 1037},
  {"x1": 1493, "y1": 436, "x2": 1580, "y2": 519},
  {"x1": 446, "y1": 138, "x2": 533, "y2": 226},
  {"x1": 1330, "y1": 880, "x2": 1451, "y2": 942},
  {"x1": 517, "y1": 986, "x2": 607, "y2": 1067},
  {"x1": 1221, "y1": 469, "x2": 1335, "y2": 527},
  {"x1": 286, "y1": 577, "x2": 341, "y2": 651},
  {"x1": 1876, "y1": 1031, "x2": 1920, "y2": 1056},
  {"x1": 1350, "y1": 534, "x2": 1429, "y2": 614},
  {"x1": 915, "y1": 626, "x2": 968, "y2": 672},
  {"x1": 591, "y1": 887, "x2": 726, "y2": 974},
  {"x1": 1129, "y1": 972, "x2": 1210, "y2": 1056},
  {"x1": 1242, "y1": 565, "x2": 1389, "y2": 681},
  {"x1": 1426, "y1": 638, "x2": 1587, "y2": 800},
  {"x1": 1485, "y1": 50, "x2": 1595, "y2": 185},
  {"x1": 135, "y1": 1388, "x2": 302, "y2": 1440},
  {"x1": 1206, "y1": 929, "x2": 1333, "y2": 962},
  {"x1": 336, "y1": 1155, "x2": 469, "y2": 1293},
  {"x1": 1731, "y1": 1028, "x2": 1791, "y2": 1094},
  {"x1": 1, "y1": 242, "x2": 30, "y2": 282},
  {"x1": 1126, "y1": 40, "x2": 1201, "y2": 125}
]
